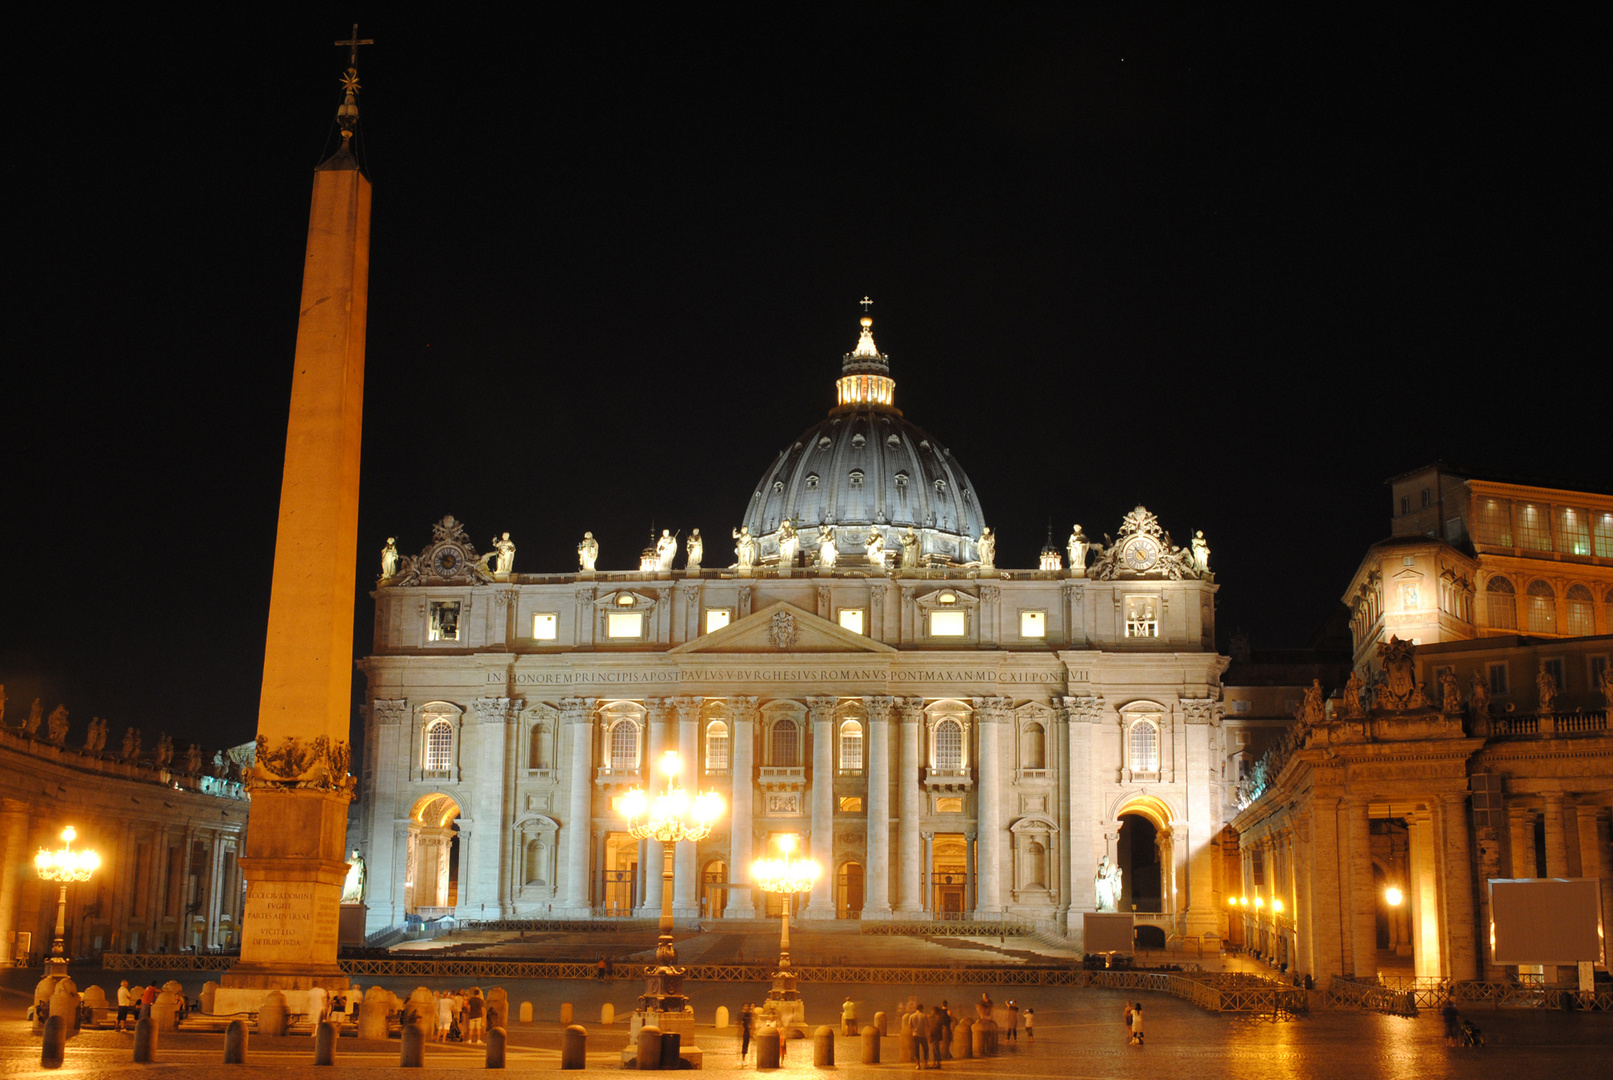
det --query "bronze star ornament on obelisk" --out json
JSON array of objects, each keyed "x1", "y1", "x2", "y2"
[{"x1": 224, "y1": 29, "x2": 373, "y2": 993}]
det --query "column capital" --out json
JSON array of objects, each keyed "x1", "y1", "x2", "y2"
[
  {"x1": 731, "y1": 695, "x2": 760, "y2": 724},
  {"x1": 671, "y1": 696, "x2": 702, "y2": 721},
  {"x1": 560, "y1": 697, "x2": 596, "y2": 725},
  {"x1": 644, "y1": 697, "x2": 673, "y2": 724},
  {"x1": 1062, "y1": 694, "x2": 1104, "y2": 723},
  {"x1": 806, "y1": 696, "x2": 836, "y2": 724},
  {"x1": 895, "y1": 696, "x2": 925, "y2": 724},
  {"x1": 862, "y1": 695, "x2": 894, "y2": 722}
]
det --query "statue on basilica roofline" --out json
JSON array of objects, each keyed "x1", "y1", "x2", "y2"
[
  {"x1": 1440, "y1": 669, "x2": 1462, "y2": 715},
  {"x1": 46, "y1": 705, "x2": 69, "y2": 746},
  {"x1": 185, "y1": 743, "x2": 203, "y2": 775},
  {"x1": 865, "y1": 528, "x2": 887, "y2": 569},
  {"x1": 733, "y1": 526, "x2": 758, "y2": 569},
  {"x1": 577, "y1": 532, "x2": 599, "y2": 571},
  {"x1": 155, "y1": 734, "x2": 174, "y2": 770},
  {"x1": 493, "y1": 532, "x2": 516, "y2": 575},
  {"x1": 818, "y1": 528, "x2": 837, "y2": 569},
  {"x1": 1191, "y1": 530, "x2": 1211, "y2": 574},
  {"x1": 686, "y1": 529, "x2": 703, "y2": 571},
  {"x1": 1067, "y1": 525, "x2": 1089, "y2": 576},
  {"x1": 25, "y1": 698, "x2": 43, "y2": 736},
  {"x1": 380, "y1": 537, "x2": 399, "y2": 580},
  {"x1": 121, "y1": 727, "x2": 141, "y2": 763},
  {"x1": 1537, "y1": 661, "x2": 1558, "y2": 714},
  {"x1": 655, "y1": 529, "x2": 678, "y2": 571},
  {"x1": 900, "y1": 527, "x2": 920, "y2": 569},
  {"x1": 1469, "y1": 672, "x2": 1490, "y2": 719},
  {"x1": 977, "y1": 527, "x2": 996, "y2": 571},
  {"x1": 777, "y1": 520, "x2": 799, "y2": 567}
]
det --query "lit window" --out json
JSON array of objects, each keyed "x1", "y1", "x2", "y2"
[
  {"x1": 1472, "y1": 498, "x2": 1514, "y2": 546},
  {"x1": 1516, "y1": 504, "x2": 1552, "y2": 552},
  {"x1": 936, "y1": 797, "x2": 964, "y2": 813},
  {"x1": 609, "y1": 720, "x2": 639, "y2": 770},
  {"x1": 705, "y1": 721, "x2": 729, "y2": 772},
  {"x1": 1525, "y1": 580, "x2": 1555, "y2": 633},
  {"x1": 1565, "y1": 584, "x2": 1595, "y2": 636},
  {"x1": 705, "y1": 609, "x2": 732, "y2": 634},
  {"x1": 424, "y1": 720, "x2": 453, "y2": 771},
  {"x1": 1486, "y1": 576, "x2": 1517, "y2": 630},
  {"x1": 929, "y1": 611, "x2": 967, "y2": 637},
  {"x1": 607, "y1": 612, "x2": 644, "y2": 638},
  {"x1": 838, "y1": 609, "x2": 865, "y2": 634},
  {"x1": 1596, "y1": 514, "x2": 1613, "y2": 558},
  {"x1": 1020, "y1": 610, "x2": 1045, "y2": 638},
  {"x1": 428, "y1": 601, "x2": 461, "y2": 642},
  {"x1": 934, "y1": 719, "x2": 963, "y2": 770},
  {"x1": 1125, "y1": 597, "x2": 1158, "y2": 638},
  {"x1": 532, "y1": 613, "x2": 558, "y2": 640},
  {"x1": 1557, "y1": 508, "x2": 1591, "y2": 556},
  {"x1": 839, "y1": 720, "x2": 863, "y2": 771},
  {"x1": 1130, "y1": 720, "x2": 1160, "y2": 773},
  {"x1": 838, "y1": 796, "x2": 862, "y2": 812},
  {"x1": 770, "y1": 718, "x2": 799, "y2": 766}
]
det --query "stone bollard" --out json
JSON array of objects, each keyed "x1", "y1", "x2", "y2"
[
  {"x1": 406, "y1": 989, "x2": 435, "y2": 1040},
  {"x1": 486, "y1": 1027, "x2": 507, "y2": 1069},
  {"x1": 519, "y1": 1001, "x2": 533, "y2": 1023},
  {"x1": 34, "y1": 976, "x2": 60, "y2": 1035},
  {"x1": 314, "y1": 1021, "x2": 338, "y2": 1065},
  {"x1": 756, "y1": 1027, "x2": 781, "y2": 1070},
  {"x1": 560, "y1": 1001, "x2": 573, "y2": 1026},
  {"x1": 133, "y1": 1017, "x2": 157, "y2": 1063},
  {"x1": 971, "y1": 1020, "x2": 986, "y2": 1058},
  {"x1": 601, "y1": 1003, "x2": 615, "y2": 1026},
  {"x1": 224, "y1": 1018, "x2": 249, "y2": 1063},
  {"x1": 814, "y1": 1025, "x2": 835, "y2": 1067},
  {"x1": 82, "y1": 984, "x2": 109, "y2": 1019},
  {"x1": 659, "y1": 1030, "x2": 682, "y2": 1070},
  {"x1": 860, "y1": 1024, "x2": 880, "y2": 1064},
  {"x1": 560, "y1": 1024, "x2": 587, "y2": 1069},
  {"x1": 400, "y1": 1024, "x2": 424, "y2": 1068},
  {"x1": 874, "y1": 1010, "x2": 887, "y2": 1036},
  {"x1": 356, "y1": 986, "x2": 390, "y2": 1040},
  {"x1": 258, "y1": 992, "x2": 288, "y2": 1038},
  {"x1": 41, "y1": 1014, "x2": 67, "y2": 1069},
  {"x1": 636, "y1": 1025, "x2": 662, "y2": 1070},
  {"x1": 152, "y1": 991, "x2": 180, "y2": 1033},
  {"x1": 952, "y1": 1017, "x2": 972, "y2": 1060},
  {"x1": 200, "y1": 981, "x2": 219, "y2": 1015},
  {"x1": 715, "y1": 1005, "x2": 729, "y2": 1030},
  {"x1": 487, "y1": 988, "x2": 509, "y2": 1031},
  {"x1": 987, "y1": 1017, "x2": 1000, "y2": 1055},
  {"x1": 48, "y1": 984, "x2": 81, "y2": 1040}
]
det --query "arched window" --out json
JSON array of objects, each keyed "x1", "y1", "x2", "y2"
[
  {"x1": 609, "y1": 720, "x2": 640, "y2": 771},
  {"x1": 934, "y1": 719, "x2": 963, "y2": 771},
  {"x1": 424, "y1": 719, "x2": 453, "y2": 771},
  {"x1": 1130, "y1": 720, "x2": 1160, "y2": 774},
  {"x1": 1526, "y1": 579, "x2": 1556, "y2": 633},
  {"x1": 1023, "y1": 722, "x2": 1046, "y2": 769},
  {"x1": 839, "y1": 720, "x2": 863, "y2": 772},
  {"x1": 705, "y1": 721, "x2": 730, "y2": 772},
  {"x1": 1565, "y1": 584, "x2": 1596, "y2": 637},
  {"x1": 528, "y1": 723, "x2": 549, "y2": 770},
  {"x1": 1487, "y1": 576, "x2": 1517, "y2": 630},
  {"x1": 770, "y1": 718, "x2": 799, "y2": 767}
]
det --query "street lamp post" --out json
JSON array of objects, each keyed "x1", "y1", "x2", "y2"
[
  {"x1": 751, "y1": 834, "x2": 820, "y2": 1033},
  {"x1": 35, "y1": 826, "x2": 100, "y2": 977},
  {"x1": 617, "y1": 750, "x2": 723, "y2": 1018}
]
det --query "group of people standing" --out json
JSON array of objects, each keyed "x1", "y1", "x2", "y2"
[{"x1": 430, "y1": 988, "x2": 487, "y2": 1043}]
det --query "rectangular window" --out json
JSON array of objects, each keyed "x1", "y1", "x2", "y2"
[
  {"x1": 1516, "y1": 503, "x2": 1552, "y2": 551},
  {"x1": 1400, "y1": 495, "x2": 1411, "y2": 515},
  {"x1": 1421, "y1": 487, "x2": 1432, "y2": 508},
  {"x1": 928, "y1": 610, "x2": 967, "y2": 637},
  {"x1": 704, "y1": 609, "x2": 732, "y2": 634},
  {"x1": 935, "y1": 797, "x2": 964, "y2": 813},
  {"x1": 1488, "y1": 662, "x2": 1509, "y2": 696},
  {"x1": 706, "y1": 732, "x2": 729, "y2": 772},
  {"x1": 1543, "y1": 658, "x2": 1565, "y2": 690},
  {"x1": 1591, "y1": 656, "x2": 1608, "y2": 690},
  {"x1": 428, "y1": 601, "x2": 461, "y2": 642},
  {"x1": 1125, "y1": 597, "x2": 1158, "y2": 638},
  {"x1": 838, "y1": 796, "x2": 862, "y2": 813},
  {"x1": 532, "y1": 613, "x2": 558, "y2": 640},
  {"x1": 1472, "y1": 498, "x2": 1514, "y2": 546},
  {"x1": 1231, "y1": 700, "x2": 1252, "y2": 713},
  {"x1": 1556, "y1": 507, "x2": 1592, "y2": 556},
  {"x1": 1445, "y1": 516, "x2": 1464, "y2": 542},
  {"x1": 1019, "y1": 610, "x2": 1046, "y2": 638},
  {"x1": 838, "y1": 608, "x2": 865, "y2": 634},
  {"x1": 606, "y1": 612, "x2": 644, "y2": 639},
  {"x1": 1595, "y1": 512, "x2": 1613, "y2": 557}
]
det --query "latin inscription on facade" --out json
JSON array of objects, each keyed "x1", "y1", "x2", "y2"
[{"x1": 494, "y1": 668, "x2": 1063, "y2": 686}]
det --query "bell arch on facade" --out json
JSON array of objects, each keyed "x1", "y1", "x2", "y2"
[{"x1": 406, "y1": 792, "x2": 462, "y2": 916}]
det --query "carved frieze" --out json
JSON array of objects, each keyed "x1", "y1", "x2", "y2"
[
  {"x1": 769, "y1": 610, "x2": 798, "y2": 649},
  {"x1": 249, "y1": 734, "x2": 356, "y2": 796}
]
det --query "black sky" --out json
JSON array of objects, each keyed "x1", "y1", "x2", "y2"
[{"x1": 6, "y1": 7, "x2": 1607, "y2": 753}]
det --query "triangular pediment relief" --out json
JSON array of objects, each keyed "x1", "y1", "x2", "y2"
[
  {"x1": 1391, "y1": 567, "x2": 1424, "y2": 581},
  {"x1": 669, "y1": 601, "x2": 896, "y2": 655}
]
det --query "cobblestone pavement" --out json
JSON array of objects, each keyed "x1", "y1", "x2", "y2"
[{"x1": 4, "y1": 969, "x2": 1608, "y2": 1079}]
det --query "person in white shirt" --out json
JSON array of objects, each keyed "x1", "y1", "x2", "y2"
[{"x1": 116, "y1": 981, "x2": 134, "y2": 1032}]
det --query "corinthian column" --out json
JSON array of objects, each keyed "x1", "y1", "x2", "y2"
[
  {"x1": 725, "y1": 697, "x2": 758, "y2": 918},
  {"x1": 896, "y1": 697, "x2": 925, "y2": 913},
  {"x1": 863, "y1": 696, "x2": 893, "y2": 916},
  {"x1": 805, "y1": 696, "x2": 837, "y2": 918},
  {"x1": 974, "y1": 696, "x2": 1006, "y2": 915},
  {"x1": 673, "y1": 697, "x2": 701, "y2": 920},
  {"x1": 562, "y1": 698, "x2": 595, "y2": 914},
  {"x1": 639, "y1": 698, "x2": 672, "y2": 917}
]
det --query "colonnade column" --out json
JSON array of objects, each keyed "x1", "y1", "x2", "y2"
[
  {"x1": 726, "y1": 697, "x2": 758, "y2": 918},
  {"x1": 921, "y1": 833, "x2": 934, "y2": 913},
  {"x1": 1439, "y1": 792, "x2": 1478, "y2": 980},
  {"x1": 561, "y1": 697, "x2": 595, "y2": 915},
  {"x1": 974, "y1": 696, "x2": 1004, "y2": 917},
  {"x1": 640, "y1": 698, "x2": 672, "y2": 917},
  {"x1": 1408, "y1": 809, "x2": 1442, "y2": 978},
  {"x1": 1292, "y1": 813, "x2": 1314, "y2": 976},
  {"x1": 1064, "y1": 696, "x2": 1098, "y2": 936},
  {"x1": 1310, "y1": 798, "x2": 1345, "y2": 978},
  {"x1": 1508, "y1": 805, "x2": 1536, "y2": 877},
  {"x1": 1542, "y1": 792, "x2": 1569, "y2": 877},
  {"x1": 1345, "y1": 799, "x2": 1376, "y2": 977},
  {"x1": 805, "y1": 696, "x2": 836, "y2": 918},
  {"x1": 965, "y1": 832, "x2": 977, "y2": 914},
  {"x1": 673, "y1": 697, "x2": 700, "y2": 920},
  {"x1": 862, "y1": 696, "x2": 893, "y2": 916},
  {"x1": 895, "y1": 698, "x2": 924, "y2": 913},
  {"x1": 1575, "y1": 808, "x2": 1609, "y2": 967},
  {"x1": 0, "y1": 800, "x2": 30, "y2": 962}
]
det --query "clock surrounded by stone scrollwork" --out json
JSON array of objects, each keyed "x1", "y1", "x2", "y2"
[
  {"x1": 431, "y1": 545, "x2": 466, "y2": 577},
  {"x1": 1120, "y1": 535, "x2": 1161, "y2": 572}
]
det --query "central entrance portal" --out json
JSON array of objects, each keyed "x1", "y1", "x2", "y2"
[
  {"x1": 930, "y1": 834, "x2": 967, "y2": 917},
  {"x1": 604, "y1": 832, "x2": 639, "y2": 916},
  {"x1": 406, "y1": 794, "x2": 462, "y2": 918}
]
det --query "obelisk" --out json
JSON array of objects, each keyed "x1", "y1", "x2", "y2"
[{"x1": 225, "y1": 34, "x2": 372, "y2": 991}]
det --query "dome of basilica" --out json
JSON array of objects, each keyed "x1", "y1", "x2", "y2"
[{"x1": 741, "y1": 312, "x2": 986, "y2": 568}]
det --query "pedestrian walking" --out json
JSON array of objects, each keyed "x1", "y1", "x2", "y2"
[
  {"x1": 842, "y1": 996, "x2": 858, "y2": 1035},
  {"x1": 1441, "y1": 1000, "x2": 1461, "y2": 1046},
  {"x1": 906, "y1": 1003, "x2": 927, "y2": 1069},
  {"x1": 436, "y1": 991, "x2": 454, "y2": 1041},
  {"x1": 926, "y1": 1005, "x2": 947, "y2": 1068},
  {"x1": 1024, "y1": 1007, "x2": 1034, "y2": 1043},
  {"x1": 465, "y1": 988, "x2": 486, "y2": 1043},
  {"x1": 1129, "y1": 1002, "x2": 1145, "y2": 1046},
  {"x1": 1006, "y1": 1000, "x2": 1019, "y2": 1042},
  {"x1": 739, "y1": 1002, "x2": 754, "y2": 1063},
  {"x1": 1122, "y1": 1001, "x2": 1134, "y2": 1037}
]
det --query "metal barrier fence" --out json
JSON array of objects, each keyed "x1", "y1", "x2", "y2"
[
  {"x1": 861, "y1": 920, "x2": 1033, "y2": 938},
  {"x1": 1329, "y1": 975, "x2": 1613, "y2": 1012}
]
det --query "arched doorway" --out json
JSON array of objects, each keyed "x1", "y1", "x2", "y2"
[
  {"x1": 837, "y1": 861, "x2": 864, "y2": 919},
  {"x1": 703, "y1": 860, "x2": 728, "y2": 919},
  {"x1": 1117, "y1": 814, "x2": 1161, "y2": 912},
  {"x1": 930, "y1": 834, "x2": 968, "y2": 917},
  {"x1": 604, "y1": 833, "x2": 638, "y2": 917},
  {"x1": 407, "y1": 794, "x2": 462, "y2": 917}
]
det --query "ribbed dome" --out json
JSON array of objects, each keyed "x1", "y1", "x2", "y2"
[{"x1": 740, "y1": 311, "x2": 986, "y2": 568}]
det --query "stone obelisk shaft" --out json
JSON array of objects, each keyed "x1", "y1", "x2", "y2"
[{"x1": 229, "y1": 143, "x2": 369, "y2": 987}]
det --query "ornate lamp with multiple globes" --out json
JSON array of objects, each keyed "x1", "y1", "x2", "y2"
[
  {"x1": 616, "y1": 751, "x2": 723, "y2": 1016},
  {"x1": 35, "y1": 826, "x2": 100, "y2": 977},
  {"x1": 750, "y1": 834, "x2": 821, "y2": 1031}
]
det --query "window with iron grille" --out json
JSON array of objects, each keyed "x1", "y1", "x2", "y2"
[
  {"x1": 705, "y1": 722, "x2": 729, "y2": 772},
  {"x1": 838, "y1": 721, "x2": 863, "y2": 771},
  {"x1": 770, "y1": 718, "x2": 799, "y2": 766},
  {"x1": 424, "y1": 720, "x2": 453, "y2": 771},
  {"x1": 1487, "y1": 576, "x2": 1517, "y2": 630},
  {"x1": 1526, "y1": 579, "x2": 1556, "y2": 633},
  {"x1": 1130, "y1": 720, "x2": 1160, "y2": 773},
  {"x1": 610, "y1": 720, "x2": 639, "y2": 770},
  {"x1": 1565, "y1": 584, "x2": 1596, "y2": 636},
  {"x1": 1516, "y1": 504, "x2": 1552, "y2": 552},
  {"x1": 934, "y1": 719, "x2": 963, "y2": 771}
]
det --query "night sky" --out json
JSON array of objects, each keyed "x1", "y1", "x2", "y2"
[{"x1": 7, "y1": 9, "x2": 1606, "y2": 753}]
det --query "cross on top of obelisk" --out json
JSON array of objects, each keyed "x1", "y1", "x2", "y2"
[
  {"x1": 334, "y1": 24, "x2": 374, "y2": 69},
  {"x1": 860, "y1": 296, "x2": 873, "y2": 312}
]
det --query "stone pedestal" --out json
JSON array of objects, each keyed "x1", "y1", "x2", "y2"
[{"x1": 339, "y1": 903, "x2": 367, "y2": 946}]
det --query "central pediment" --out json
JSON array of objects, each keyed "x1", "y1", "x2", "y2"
[{"x1": 669, "y1": 601, "x2": 896, "y2": 655}]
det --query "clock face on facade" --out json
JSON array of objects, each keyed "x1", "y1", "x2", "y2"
[
  {"x1": 431, "y1": 545, "x2": 464, "y2": 576},
  {"x1": 1121, "y1": 536, "x2": 1161, "y2": 572}
]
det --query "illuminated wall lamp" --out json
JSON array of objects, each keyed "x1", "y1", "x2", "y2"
[{"x1": 1385, "y1": 886, "x2": 1404, "y2": 907}]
